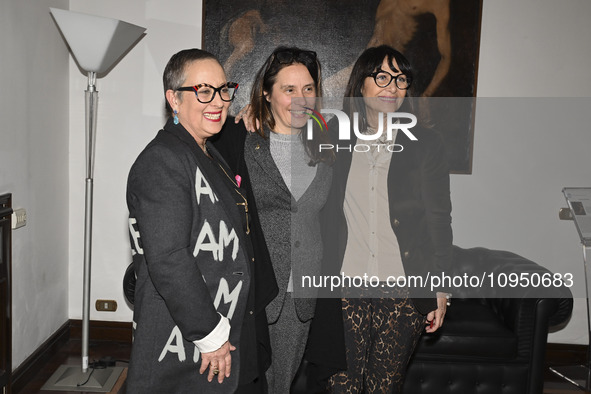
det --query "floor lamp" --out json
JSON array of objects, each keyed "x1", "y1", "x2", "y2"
[{"x1": 42, "y1": 8, "x2": 145, "y2": 392}]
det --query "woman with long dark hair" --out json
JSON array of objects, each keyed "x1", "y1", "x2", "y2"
[
  {"x1": 214, "y1": 46, "x2": 334, "y2": 393},
  {"x1": 325, "y1": 45, "x2": 453, "y2": 393}
]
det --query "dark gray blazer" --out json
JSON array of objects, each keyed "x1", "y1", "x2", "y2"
[{"x1": 244, "y1": 130, "x2": 332, "y2": 323}]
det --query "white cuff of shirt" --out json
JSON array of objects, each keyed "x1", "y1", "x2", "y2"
[{"x1": 193, "y1": 313, "x2": 230, "y2": 354}]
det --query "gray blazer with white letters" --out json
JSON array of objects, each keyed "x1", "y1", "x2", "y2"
[{"x1": 126, "y1": 118, "x2": 252, "y2": 393}]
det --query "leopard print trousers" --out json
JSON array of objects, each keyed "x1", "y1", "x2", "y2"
[{"x1": 328, "y1": 290, "x2": 424, "y2": 394}]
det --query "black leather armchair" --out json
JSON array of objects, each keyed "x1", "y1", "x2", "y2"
[{"x1": 402, "y1": 246, "x2": 573, "y2": 394}]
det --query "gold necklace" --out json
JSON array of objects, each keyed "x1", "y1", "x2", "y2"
[{"x1": 217, "y1": 163, "x2": 250, "y2": 235}]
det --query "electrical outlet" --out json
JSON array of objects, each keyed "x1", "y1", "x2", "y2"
[{"x1": 95, "y1": 299, "x2": 117, "y2": 312}]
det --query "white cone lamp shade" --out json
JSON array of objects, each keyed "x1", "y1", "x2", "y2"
[{"x1": 50, "y1": 8, "x2": 146, "y2": 74}]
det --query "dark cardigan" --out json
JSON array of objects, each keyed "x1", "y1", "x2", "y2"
[{"x1": 320, "y1": 117, "x2": 453, "y2": 314}]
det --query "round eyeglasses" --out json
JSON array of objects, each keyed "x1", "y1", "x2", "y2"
[
  {"x1": 368, "y1": 70, "x2": 411, "y2": 90},
  {"x1": 176, "y1": 82, "x2": 239, "y2": 104}
]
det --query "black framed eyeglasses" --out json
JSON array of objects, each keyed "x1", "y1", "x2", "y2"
[
  {"x1": 176, "y1": 82, "x2": 239, "y2": 104},
  {"x1": 368, "y1": 70, "x2": 411, "y2": 90},
  {"x1": 272, "y1": 49, "x2": 317, "y2": 65}
]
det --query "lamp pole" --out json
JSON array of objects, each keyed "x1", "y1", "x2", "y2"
[{"x1": 81, "y1": 71, "x2": 98, "y2": 372}]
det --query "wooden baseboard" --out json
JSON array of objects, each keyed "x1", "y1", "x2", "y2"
[
  {"x1": 11, "y1": 320, "x2": 132, "y2": 393},
  {"x1": 69, "y1": 319, "x2": 132, "y2": 343},
  {"x1": 546, "y1": 343, "x2": 588, "y2": 366}
]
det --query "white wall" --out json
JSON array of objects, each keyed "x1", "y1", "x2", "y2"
[
  {"x1": 453, "y1": 0, "x2": 591, "y2": 344},
  {"x1": 4, "y1": 0, "x2": 591, "y2": 372},
  {"x1": 0, "y1": 0, "x2": 70, "y2": 370}
]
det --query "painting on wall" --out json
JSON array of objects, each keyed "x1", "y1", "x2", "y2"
[{"x1": 203, "y1": 0, "x2": 483, "y2": 173}]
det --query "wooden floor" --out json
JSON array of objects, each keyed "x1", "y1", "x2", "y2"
[
  {"x1": 544, "y1": 368, "x2": 591, "y2": 394},
  {"x1": 9, "y1": 338, "x2": 591, "y2": 394}
]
